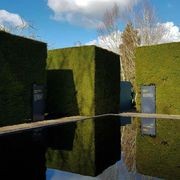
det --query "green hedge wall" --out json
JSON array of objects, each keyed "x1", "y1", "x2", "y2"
[
  {"x1": 135, "y1": 42, "x2": 180, "y2": 179},
  {"x1": 47, "y1": 46, "x2": 95, "y2": 116},
  {"x1": 46, "y1": 45, "x2": 120, "y2": 176},
  {"x1": 0, "y1": 31, "x2": 47, "y2": 126}
]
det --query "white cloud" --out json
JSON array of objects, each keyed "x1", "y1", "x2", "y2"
[
  {"x1": 86, "y1": 39, "x2": 98, "y2": 46},
  {"x1": 86, "y1": 30, "x2": 122, "y2": 54},
  {"x1": 161, "y1": 22, "x2": 180, "y2": 43},
  {"x1": 47, "y1": 0, "x2": 140, "y2": 28},
  {"x1": 0, "y1": 10, "x2": 28, "y2": 29}
]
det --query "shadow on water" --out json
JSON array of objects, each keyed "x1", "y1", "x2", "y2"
[
  {"x1": 47, "y1": 122, "x2": 76, "y2": 150},
  {"x1": 0, "y1": 124, "x2": 77, "y2": 180},
  {"x1": 0, "y1": 129, "x2": 47, "y2": 180},
  {"x1": 94, "y1": 116, "x2": 120, "y2": 175}
]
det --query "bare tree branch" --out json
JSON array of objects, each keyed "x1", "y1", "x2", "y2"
[
  {"x1": 97, "y1": 3, "x2": 121, "y2": 54},
  {"x1": 133, "y1": 0, "x2": 168, "y2": 45},
  {"x1": 0, "y1": 18, "x2": 39, "y2": 40}
]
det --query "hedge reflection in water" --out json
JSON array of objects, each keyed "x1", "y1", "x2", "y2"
[
  {"x1": 1, "y1": 117, "x2": 179, "y2": 179},
  {"x1": 0, "y1": 129, "x2": 47, "y2": 180}
]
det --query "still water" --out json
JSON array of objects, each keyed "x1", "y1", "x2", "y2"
[
  {"x1": 0, "y1": 117, "x2": 179, "y2": 180},
  {"x1": 46, "y1": 152, "x2": 162, "y2": 180}
]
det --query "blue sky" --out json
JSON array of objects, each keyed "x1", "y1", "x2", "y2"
[{"x1": 0, "y1": 0, "x2": 179, "y2": 49}]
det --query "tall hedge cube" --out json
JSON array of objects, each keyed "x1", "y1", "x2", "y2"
[
  {"x1": 46, "y1": 46, "x2": 120, "y2": 176},
  {"x1": 135, "y1": 42, "x2": 180, "y2": 179},
  {"x1": 0, "y1": 31, "x2": 47, "y2": 126}
]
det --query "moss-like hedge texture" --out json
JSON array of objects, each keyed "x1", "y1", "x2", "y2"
[
  {"x1": 135, "y1": 42, "x2": 180, "y2": 179},
  {"x1": 46, "y1": 45, "x2": 120, "y2": 176},
  {"x1": 0, "y1": 31, "x2": 47, "y2": 126}
]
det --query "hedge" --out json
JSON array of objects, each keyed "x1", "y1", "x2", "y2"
[
  {"x1": 135, "y1": 42, "x2": 180, "y2": 179},
  {"x1": 46, "y1": 45, "x2": 120, "y2": 176},
  {"x1": 0, "y1": 31, "x2": 47, "y2": 126}
]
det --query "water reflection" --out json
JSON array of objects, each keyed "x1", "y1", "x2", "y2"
[
  {"x1": 0, "y1": 117, "x2": 179, "y2": 179},
  {"x1": 0, "y1": 129, "x2": 47, "y2": 180},
  {"x1": 46, "y1": 153, "x2": 162, "y2": 180},
  {"x1": 46, "y1": 168, "x2": 96, "y2": 180},
  {"x1": 46, "y1": 117, "x2": 120, "y2": 176},
  {"x1": 136, "y1": 118, "x2": 180, "y2": 179}
]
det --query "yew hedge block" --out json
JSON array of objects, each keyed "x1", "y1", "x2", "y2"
[
  {"x1": 46, "y1": 46, "x2": 120, "y2": 176},
  {"x1": 0, "y1": 31, "x2": 47, "y2": 126}
]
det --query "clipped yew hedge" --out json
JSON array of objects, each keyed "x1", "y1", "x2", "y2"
[
  {"x1": 0, "y1": 31, "x2": 47, "y2": 126},
  {"x1": 46, "y1": 45, "x2": 120, "y2": 176},
  {"x1": 135, "y1": 42, "x2": 180, "y2": 179}
]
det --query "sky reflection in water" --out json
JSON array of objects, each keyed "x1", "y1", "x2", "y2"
[{"x1": 46, "y1": 153, "x2": 162, "y2": 180}]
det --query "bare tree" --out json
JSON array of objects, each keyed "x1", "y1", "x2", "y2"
[
  {"x1": 96, "y1": 0, "x2": 168, "y2": 81},
  {"x1": 97, "y1": 1, "x2": 168, "y2": 171},
  {"x1": 74, "y1": 41, "x2": 82, "y2": 47},
  {"x1": 0, "y1": 17, "x2": 27, "y2": 34},
  {"x1": 0, "y1": 18, "x2": 39, "y2": 40},
  {"x1": 97, "y1": 3, "x2": 121, "y2": 54},
  {"x1": 120, "y1": 23, "x2": 140, "y2": 85},
  {"x1": 96, "y1": 3, "x2": 126, "y2": 80},
  {"x1": 133, "y1": 0, "x2": 168, "y2": 45}
]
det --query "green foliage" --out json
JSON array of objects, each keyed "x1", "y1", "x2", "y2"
[
  {"x1": 46, "y1": 45, "x2": 120, "y2": 176},
  {"x1": 0, "y1": 31, "x2": 47, "y2": 126},
  {"x1": 46, "y1": 119, "x2": 95, "y2": 176},
  {"x1": 135, "y1": 42, "x2": 180, "y2": 179},
  {"x1": 47, "y1": 46, "x2": 95, "y2": 116},
  {"x1": 135, "y1": 42, "x2": 180, "y2": 114}
]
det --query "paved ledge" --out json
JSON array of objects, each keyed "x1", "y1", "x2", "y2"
[{"x1": 0, "y1": 113, "x2": 180, "y2": 136}]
